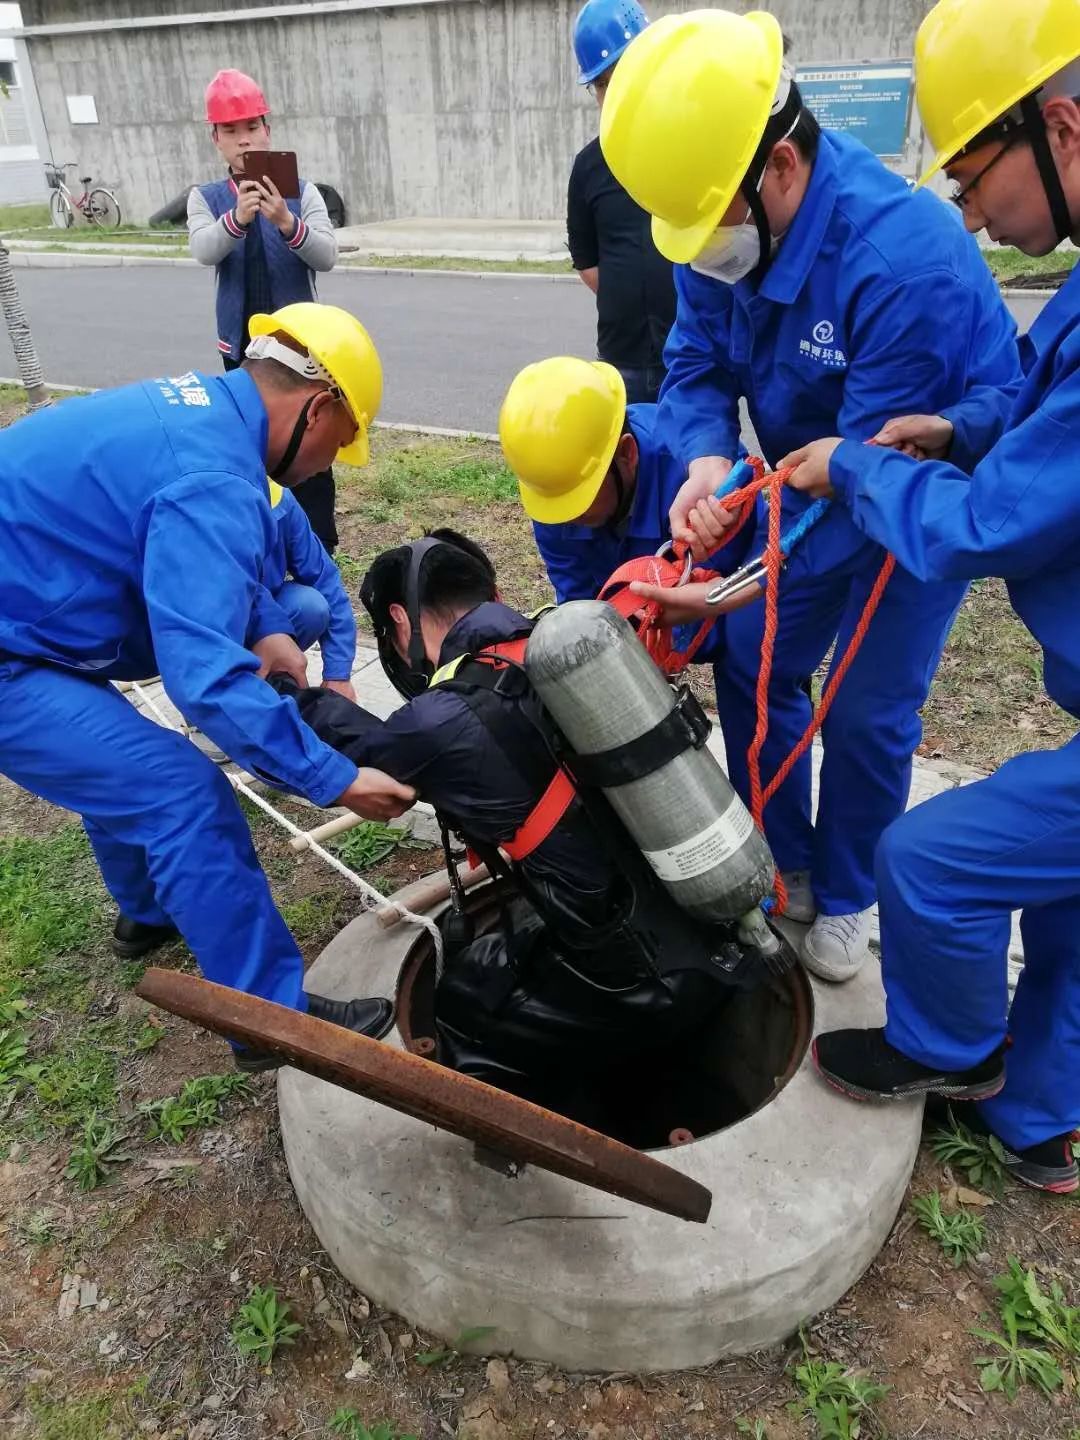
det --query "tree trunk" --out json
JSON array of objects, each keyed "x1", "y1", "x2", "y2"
[{"x1": 0, "y1": 240, "x2": 50, "y2": 410}]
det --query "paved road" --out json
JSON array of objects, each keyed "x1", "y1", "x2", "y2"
[
  {"x1": 11, "y1": 264, "x2": 596, "y2": 432},
  {"x1": 7, "y1": 262, "x2": 1047, "y2": 433}
]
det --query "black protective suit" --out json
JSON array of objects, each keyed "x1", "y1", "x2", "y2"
[{"x1": 276, "y1": 601, "x2": 767, "y2": 1142}]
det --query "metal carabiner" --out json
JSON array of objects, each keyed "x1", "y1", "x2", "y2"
[
  {"x1": 654, "y1": 538, "x2": 695, "y2": 586},
  {"x1": 705, "y1": 557, "x2": 771, "y2": 608}
]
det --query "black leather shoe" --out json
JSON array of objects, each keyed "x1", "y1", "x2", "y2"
[
  {"x1": 233, "y1": 994, "x2": 395, "y2": 1073},
  {"x1": 306, "y1": 993, "x2": 396, "y2": 1040},
  {"x1": 112, "y1": 914, "x2": 180, "y2": 960}
]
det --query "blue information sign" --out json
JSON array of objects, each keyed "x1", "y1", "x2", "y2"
[{"x1": 796, "y1": 63, "x2": 914, "y2": 157}]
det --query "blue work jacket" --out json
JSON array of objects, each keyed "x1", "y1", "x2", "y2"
[
  {"x1": 263, "y1": 489, "x2": 357, "y2": 681},
  {"x1": 532, "y1": 404, "x2": 754, "y2": 660},
  {"x1": 831, "y1": 266, "x2": 1080, "y2": 719},
  {"x1": 659, "y1": 130, "x2": 1022, "y2": 578},
  {"x1": 0, "y1": 369, "x2": 357, "y2": 807}
]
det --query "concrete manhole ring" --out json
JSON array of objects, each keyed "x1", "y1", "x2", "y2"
[{"x1": 278, "y1": 886, "x2": 922, "y2": 1371}]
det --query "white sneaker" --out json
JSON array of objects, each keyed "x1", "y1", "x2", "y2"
[
  {"x1": 780, "y1": 869, "x2": 817, "y2": 924},
  {"x1": 801, "y1": 910, "x2": 873, "y2": 983}
]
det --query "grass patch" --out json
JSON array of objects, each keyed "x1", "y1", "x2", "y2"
[
  {"x1": 911, "y1": 1190, "x2": 985, "y2": 1266},
  {"x1": 330, "y1": 820, "x2": 424, "y2": 871},
  {"x1": 331, "y1": 1414, "x2": 418, "y2": 1440},
  {"x1": 983, "y1": 245, "x2": 1078, "y2": 284},
  {"x1": 64, "y1": 1114, "x2": 133, "y2": 1191},
  {"x1": 339, "y1": 441, "x2": 516, "y2": 516},
  {"x1": 790, "y1": 1334, "x2": 889, "y2": 1439},
  {"x1": 930, "y1": 1114, "x2": 1009, "y2": 1194},
  {"x1": 0, "y1": 827, "x2": 103, "y2": 999},
  {"x1": 0, "y1": 202, "x2": 51, "y2": 230},
  {"x1": 972, "y1": 1257, "x2": 1080, "y2": 1400},
  {"x1": 279, "y1": 890, "x2": 350, "y2": 943},
  {"x1": 139, "y1": 1072, "x2": 250, "y2": 1143},
  {"x1": 341, "y1": 251, "x2": 574, "y2": 275},
  {"x1": 6, "y1": 224, "x2": 186, "y2": 245},
  {"x1": 230, "y1": 1284, "x2": 303, "y2": 1366},
  {"x1": 415, "y1": 1324, "x2": 497, "y2": 1367},
  {"x1": 29, "y1": 1394, "x2": 121, "y2": 1440},
  {"x1": 918, "y1": 578, "x2": 1077, "y2": 772}
]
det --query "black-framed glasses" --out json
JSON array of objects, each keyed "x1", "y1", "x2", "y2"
[{"x1": 949, "y1": 129, "x2": 1024, "y2": 209}]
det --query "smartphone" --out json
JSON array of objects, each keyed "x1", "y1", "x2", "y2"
[{"x1": 242, "y1": 150, "x2": 300, "y2": 200}]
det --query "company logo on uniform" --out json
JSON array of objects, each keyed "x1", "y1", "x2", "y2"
[
  {"x1": 800, "y1": 320, "x2": 846, "y2": 369},
  {"x1": 156, "y1": 372, "x2": 212, "y2": 408}
]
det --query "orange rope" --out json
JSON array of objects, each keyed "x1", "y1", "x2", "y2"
[
  {"x1": 742, "y1": 466, "x2": 896, "y2": 915},
  {"x1": 597, "y1": 459, "x2": 775, "y2": 675},
  {"x1": 595, "y1": 456, "x2": 897, "y2": 919}
]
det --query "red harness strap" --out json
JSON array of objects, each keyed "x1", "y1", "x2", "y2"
[
  {"x1": 501, "y1": 769, "x2": 578, "y2": 861},
  {"x1": 461, "y1": 637, "x2": 578, "y2": 863}
]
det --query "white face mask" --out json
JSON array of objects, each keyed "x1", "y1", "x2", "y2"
[
  {"x1": 690, "y1": 217, "x2": 763, "y2": 285},
  {"x1": 691, "y1": 100, "x2": 801, "y2": 285}
]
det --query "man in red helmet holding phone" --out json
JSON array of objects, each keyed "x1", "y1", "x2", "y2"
[{"x1": 188, "y1": 69, "x2": 340, "y2": 550}]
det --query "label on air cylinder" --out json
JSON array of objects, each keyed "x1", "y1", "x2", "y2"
[{"x1": 641, "y1": 798, "x2": 756, "y2": 883}]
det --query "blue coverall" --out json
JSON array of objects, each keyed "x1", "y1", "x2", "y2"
[
  {"x1": 659, "y1": 130, "x2": 1022, "y2": 915},
  {"x1": 0, "y1": 369, "x2": 359, "y2": 1008},
  {"x1": 262, "y1": 489, "x2": 357, "y2": 680},
  {"x1": 826, "y1": 268, "x2": 1080, "y2": 1150},
  {"x1": 531, "y1": 403, "x2": 753, "y2": 662}
]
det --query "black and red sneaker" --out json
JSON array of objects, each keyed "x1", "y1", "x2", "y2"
[
  {"x1": 813, "y1": 1027, "x2": 1006, "y2": 1103},
  {"x1": 937, "y1": 1104, "x2": 1079, "y2": 1196}
]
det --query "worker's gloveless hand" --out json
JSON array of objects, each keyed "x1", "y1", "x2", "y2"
[
  {"x1": 322, "y1": 678, "x2": 357, "y2": 704},
  {"x1": 252, "y1": 632, "x2": 309, "y2": 689},
  {"x1": 778, "y1": 437, "x2": 844, "y2": 499},
  {"x1": 234, "y1": 180, "x2": 262, "y2": 227},
  {"x1": 871, "y1": 413, "x2": 954, "y2": 461},
  {"x1": 255, "y1": 177, "x2": 293, "y2": 234},
  {"x1": 670, "y1": 456, "x2": 736, "y2": 561},
  {"x1": 335, "y1": 769, "x2": 417, "y2": 821},
  {"x1": 629, "y1": 577, "x2": 763, "y2": 621}
]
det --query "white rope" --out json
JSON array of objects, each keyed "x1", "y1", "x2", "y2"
[{"x1": 127, "y1": 681, "x2": 444, "y2": 964}]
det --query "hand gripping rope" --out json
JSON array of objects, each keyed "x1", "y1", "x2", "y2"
[{"x1": 596, "y1": 458, "x2": 896, "y2": 917}]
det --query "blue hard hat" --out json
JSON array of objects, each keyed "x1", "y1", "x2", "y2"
[{"x1": 573, "y1": 0, "x2": 649, "y2": 86}]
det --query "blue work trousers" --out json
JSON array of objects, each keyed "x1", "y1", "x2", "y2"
[
  {"x1": 276, "y1": 580, "x2": 331, "y2": 652},
  {"x1": 877, "y1": 736, "x2": 1080, "y2": 1150},
  {"x1": 714, "y1": 546, "x2": 965, "y2": 914},
  {"x1": 0, "y1": 659, "x2": 307, "y2": 1008}
]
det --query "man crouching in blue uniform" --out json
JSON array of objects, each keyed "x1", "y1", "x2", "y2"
[
  {"x1": 275, "y1": 531, "x2": 780, "y2": 1144},
  {"x1": 262, "y1": 483, "x2": 358, "y2": 699},
  {"x1": 499, "y1": 355, "x2": 754, "y2": 626},
  {"x1": 600, "y1": 11, "x2": 1022, "y2": 985},
  {"x1": 779, "y1": 0, "x2": 1080, "y2": 1194},
  {"x1": 0, "y1": 301, "x2": 412, "y2": 1068}
]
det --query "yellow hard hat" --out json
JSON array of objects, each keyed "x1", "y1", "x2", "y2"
[
  {"x1": 499, "y1": 358, "x2": 627, "y2": 525},
  {"x1": 247, "y1": 302, "x2": 383, "y2": 466},
  {"x1": 916, "y1": 0, "x2": 1080, "y2": 185},
  {"x1": 600, "y1": 8, "x2": 784, "y2": 264}
]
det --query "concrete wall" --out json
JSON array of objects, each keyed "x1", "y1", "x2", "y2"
[{"x1": 17, "y1": 0, "x2": 936, "y2": 225}]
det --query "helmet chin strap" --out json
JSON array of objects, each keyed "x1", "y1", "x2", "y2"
[
  {"x1": 739, "y1": 86, "x2": 804, "y2": 284},
  {"x1": 1020, "y1": 92, "x2": 1075, "y2": 243},
  {"x1": 269, "y1": 393, "x2": 317, "y2": 481}
]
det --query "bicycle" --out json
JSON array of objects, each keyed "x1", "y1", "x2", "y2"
[{"x1": 45, "y1": 161, "x2": 122, "y2": 230}]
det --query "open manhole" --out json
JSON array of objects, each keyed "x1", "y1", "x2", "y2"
[{"x1": 396, "y1": 880, "x2": 813, "y2": 1152}]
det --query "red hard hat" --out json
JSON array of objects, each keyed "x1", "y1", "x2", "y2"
[{"x1": 205, "y1": 69, "x2": 269, "y2": 124}]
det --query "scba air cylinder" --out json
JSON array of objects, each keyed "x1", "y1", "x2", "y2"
[{"x1": 526, "y1": 601, "x2": 775, "y2": 923}]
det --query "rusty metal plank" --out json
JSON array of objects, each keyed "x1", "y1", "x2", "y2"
[{"x1": 135, "y1": 968, "x2": 712, "y2": 1224}]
